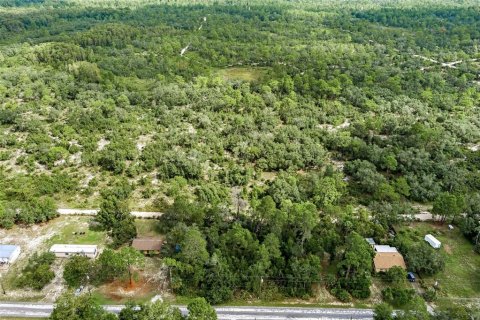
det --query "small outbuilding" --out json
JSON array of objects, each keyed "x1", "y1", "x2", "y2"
[
  {"x1": 373, "y1": 245, "x2": 406, "y2": 273},
  {"x1": 424, "y1": 234, "x2": 441, "y2": 249},
  {"x1": 365, "y1": 238, "x2": 376, "y2": 248},
  {"x1": 0, "y1": 245, "x2": 21, "y2": 264},
  {"x1": 50, "y1": 244, "x2": 98, "y2": 258},
  {"x1": 132, "y1": 238, "x2": 163, "y2": 255}
]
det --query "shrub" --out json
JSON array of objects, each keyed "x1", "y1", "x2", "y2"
[
  {"x1": 423, "y1": 287, "x2": 437, "y2": 302},
  {"x1": 374, "y1": 303, "x2": 393, "y2": 320},
  {"x1": 381, "y1": 287, "x2": 415, "y2": 307},
  {"x1": 332, "y1": 288, "x2": 351, "y2": 302},
  {"x1": 63, "y1": 255, "x2": 92, "y2": 288},
  {"x1": 384, "y1": 266, "x2": 407, "y2": 286},
  {"x1": 15, "y1": 252, "x2": 55, "y2": 290}
]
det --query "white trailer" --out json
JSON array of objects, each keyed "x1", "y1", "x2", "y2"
[
  {"x1": 50, "y1": 244, "x2": 98, "y2": 258},
  {"x1": 425, "y1": 234, "x2": 441, "y2": 249}
]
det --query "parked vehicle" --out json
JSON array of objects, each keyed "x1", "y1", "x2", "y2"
[
  {"x1": 74, "y1": 285, "x2": 85, "y2": 296},
  {"x1": 407, "y1": 272, "x2": 416, "y2": 282}
]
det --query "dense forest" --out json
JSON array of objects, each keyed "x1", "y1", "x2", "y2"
[{"x1": 0, "y1": 0, "x2": 479, "y2": 316}]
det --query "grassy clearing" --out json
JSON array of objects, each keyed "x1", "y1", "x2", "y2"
[
  {"x1": 217, "y1": 67, "x2": 267, "y2": 82},
  {"x1": 135, "y1": 219, "x2": 162, "y2": 238},
  {"x1": 46, "y1": 217, "x2": 107, "y2": 247},
  {"x1": 46, "y1": 218, "x2": 161, "y2": 246},
  {"x1": 403, "y1": 223, "x2": 480, "y2": 299}
]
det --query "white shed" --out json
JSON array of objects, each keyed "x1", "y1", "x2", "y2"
[
  {"x1": 424, "y1": 234, "x2": 441, "y2": 249},
  {"x1": 50, "y1": 244, "x2": 98, "y2": 258},
  {"x1": 365, "y1": 238, "x2": 376, "y2": 248},
  {"x1": 0, "y1": 245, "x2": 21, "y2": 264}
]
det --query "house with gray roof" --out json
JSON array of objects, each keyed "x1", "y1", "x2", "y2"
[{"x1": 0, "y1": 245, "x2": 21, "y2": 264}]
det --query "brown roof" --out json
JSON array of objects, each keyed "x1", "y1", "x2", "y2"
[
  {"x1": 374, "y1": 252, "x2": 406, "y2": 272},
  {"x1": 132, "y1": 238, "x2": 163, "y2": 251}
]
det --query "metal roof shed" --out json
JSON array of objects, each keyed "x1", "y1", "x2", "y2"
[
  {"x1": 0, "y1": 245, "x2": 21, "y2": 264},
  {"x1": 424, "y1": 234, "x2": 441, "y2": 249},
  {"x1": 374, "y1": 245, "x2": 399, "y2": 253},
  {"x1": 365, "y1": 238, "x2": 376, "y2": 247}
]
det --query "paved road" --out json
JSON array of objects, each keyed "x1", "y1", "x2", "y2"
[
  {"x1": 57, "y1": 208, "x2": 163, "y2": 218},
  {"x1": 0, "y1": 302, "x2": 374, "y2": 319}
]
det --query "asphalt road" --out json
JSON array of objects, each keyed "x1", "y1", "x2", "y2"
[{"x1": 0, "y1": 302, "x2": 374, "y2": 319}]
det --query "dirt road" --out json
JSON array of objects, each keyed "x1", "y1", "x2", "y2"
[{"x1": 57, "y1": 209, "x2": 163, "y2": 218}]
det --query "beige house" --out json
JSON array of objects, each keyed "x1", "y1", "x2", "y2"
[{"x1": 373, "y1": 245, "x2": 406, "y2": 273}]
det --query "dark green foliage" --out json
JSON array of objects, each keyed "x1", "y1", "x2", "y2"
[
  {"x1": 0, "y1": 202, "x2": 15, "y2": 229},
  {"x1": 50, "y1": 292, "x2": 116, "y2": 320},
  {"x1": 119, "y1": 301, "x2": 183, "y2": 320},
  {"x1": 337, "y1": 232, "x2": 374, "y2": 299},
  {"x1": 423, "y1": 287, "x2": 437, "y2": 302},
  {"x1": 95, "y1": 187, "x2": 136, "y2": 247},
  {"x1": 187, "y1": 298, "x2": 217, "y2": 320},
  {"x1": 384, "y1": 266, "x2": 407, "y2": 286},
  {"x1": 0, "y1": 197, "x2": 58, "y2": 226},
  {"x1": 285, "y1": 255, "x2": 321, "y2": 297},
  {"x1": 404, "y1": 244, "x2": 445, "y2": 275},
  {"x1": 432, "y1": 192, "x2": 465, "y2": 223},
  {"x1": 36, "y1": 43, "x2": 90, "y2": 67},
  {"x1": 331, "y1": 288, "x2": 351, "y2": 302},
  {"x1": 160, "y1": 196, "x2": 206, "y2": 231},
  {"x1": 374, "y1": 303, "x2": 393, "y2": 320},
  {"x1": 433, "y1": 305, "x2": 480, "y2": 320},
  {"x1": 95, "y1": 197, "x2": 130, "y2": 230},
  {"x1": 381, "y1": 287, "x2": 415, "y2": 307},
  {"x1": 201, "y1": 254, "x2": 235, "y2": 304},
  {"x1": 458, "y1": 193, "x2": 480, "y2": 250},
  {"x1": 51, "y1": 291, "x2": 217, "y2": 320},
  {"x1": 15, "y1": 252, "x2": 55, "y2": 290},
  {"x1": 76, "y1": 23, "x2": 140, "y2": 49},
  {"x1": 394, "y1": 230, "x2": 446, "y2": 275},
  {"x1": 118, "y1": 299, "x2": 216, "y2": 320},
  {"x1": 0, "y1": 0, "x2": 479, "y2": 306},
  {"x1": 392, "y1": 296, "x2": 430, "y2": 320},
  {"x1": 111, "y1": 216, "x2": 137, "y2": 248},
  {"x1": 93, "y1": 247, "x2": 144, "y2": 285},
  {"x1": 63, "y1": 255, "x2": 92, "y2": 288}
]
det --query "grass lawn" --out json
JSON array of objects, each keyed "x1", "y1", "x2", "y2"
[
  {"x1": 46, "y1": 218, "x2": 161, "y2": 246},
  {"x1": 217, "y1": 67, "x2": 267, "y2": 82},
  {"x1": 46, "y1": 217, "x2": 107, "y2": 247},
  {"x1": 403, "y1": 222, "x2": 480, "y2": 299},
  {"x1": 135, "y1": 219, "x2": 162, "y2": 238},
  {"x1": 90, "y1": 290, "x2": 123, "y2": 305}
]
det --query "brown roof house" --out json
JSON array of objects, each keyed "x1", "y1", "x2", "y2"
[
  {"x1": 132, "y1": 238, "x2": 163, "y2": 255},
  {"x1": 373, "y1": 245, "x2": 406, "y2": 273}
]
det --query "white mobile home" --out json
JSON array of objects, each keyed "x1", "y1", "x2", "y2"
[
  {"x1": 50, "y1": 244, "x2": 98, "y2": 258},
  {"x1": 424, "y1": 234, "x2": 441, "y2": 249},
  {"x1": 0, "y1": 245, "x2": 21, "y2": 264}
]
